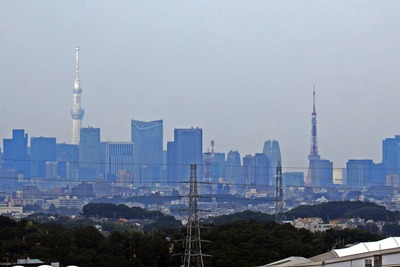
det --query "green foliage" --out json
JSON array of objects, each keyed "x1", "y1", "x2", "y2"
[
  {"x1": 0, "y1": 215, "x2": 173, "y2": 267},
  {"x1": 82, "y1": 203, "x2": 162, "y2": 220},
  {"x1": 203, "y1": 210, "x2": 275, "y2": 225},
  {"x1": 0, "y1": 214, "x2": 383, "y2": 267},
  {"x1": 382, "y1": 223, "x2": 400, "y2": 236},
  {"x1": 82, "y1": 203, "x2": 182, "y2": 233},
  {"x1": 285, "y1": 201, "x2": 397, "y2": 222}
]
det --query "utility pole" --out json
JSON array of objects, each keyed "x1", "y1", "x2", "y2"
[{"x1": 183, "y1": 164, "x2": 205, "y2": 267}]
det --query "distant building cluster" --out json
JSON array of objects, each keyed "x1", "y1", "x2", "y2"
[
  {"x1": 2, "y1": 47, "x2": 400, "y2": 216},
  {"x1": 0, "y1": 127, "x2": 285, "y2": 195}
]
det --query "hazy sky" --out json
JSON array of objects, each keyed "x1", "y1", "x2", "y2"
[{"x1": 1, "y1": 1, "x2": 400, "y2": 172}]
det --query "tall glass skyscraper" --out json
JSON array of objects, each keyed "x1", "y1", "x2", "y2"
[
  {"x1": 30, "y1": 137, "x2": 56, "y2": 178},
  {"x1": 382, "y1": 136, "x2": 400, "y2": 178},
  {"x1": 167, "y1": 128, "x2": 202, "y2": 184},
  {"x1": 226, "y1": 150, "x2": 241, "y2": 185},
  {"x1": 79, "y1": 127, "x2": 101, "y2": 181},
  {"x1": 3, "y1": 129, "x2": 30, "y2": 178},
  {"x1": 131, "y1": 120, "x2": 163, "y2": 185},
  {"x1": 104, "y1": 142, "x2": 134, "y2": 180},
  {"x1": 263, "y1": 140, "x2": 281, "y2": 186},
  {"x1": 56, "y1": 143, "x2": 79, "y2": 181},
  {"x1": 346, "y1": 159, "x2": 374, "y2": 190}
]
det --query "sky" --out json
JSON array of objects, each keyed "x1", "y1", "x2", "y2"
[{"x1": 1, "y1": 1, "x2": 400, "y2": 172}]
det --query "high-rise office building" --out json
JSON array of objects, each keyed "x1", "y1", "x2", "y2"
[
  {"x1": 242, "y1": 153, "x2": 269, "y2": 187},
  {"x1": 79, "y1": 127, "x2": 101, "y2": 180},
  {"x1": 104, "y1": 142, "x2": 134, "y2": 180},
  {"x1": 3, "y1": 129, "x2": 30, "y2": 178},
  {"x1": 382, "y1": 136, "x2": 400, "y2": 177},
  {"x1": 212, "y1": 152, "x2": 226, "y2": 181},
  {"x1": 346, "y1": 160, "x2": 374, "y2": 190},
  {"x1": 225, "y1": 150, "x2": 241, "y2": 185},
  {"x1": 263, "y1": 140, "x2": 281, "y2": 186},
  {"x1": 30, "y1": 137, "x2": 56, "y2": 178},
  {"x1": 282, "y1": 172, "x2": 304, "y2": 187},
  {"x1": 311, "y1": 159, "x2": 333, "y2": 188},
  {"x1": 253, "y1": 153, "x2": 269, "y2": 186},
  {"x1": 167, "y1": 128, "x2": 202, "y2": 184},
  {"x1": 242, "y1": 155, "x2": 254, "y2": 186},
  {"x1": 56, "y1": 143, "x2": 79, "y2": 181},
  {"x1": 131, "y1": 119, "x2": 163, "y2": 185}
]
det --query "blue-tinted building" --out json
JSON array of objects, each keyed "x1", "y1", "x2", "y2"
[
  {"x1": 131, "y1": 120, "x2": 163, "y2": 185},
  {"x1": 382, "y1": 136, "x2": 400, "y2": 178},
  {"x1": 56, "y1": 143, "x2": 79, "y2": 181},
  {"x1": 346, "y1": 159, "x2": 385, "y2": 189},
  {"x1": 310, "y1": 158, "x2": 333, "y2": 188},
  {"x1": 242, "y1": 153, "x2": 269, "y2": 187},
  {"x1": 104, "y1": 142, "x2": 134, "y2": 181},
  {"x1": 212, "y1": 152, "x2": 226, "y2": 181},
  {"x1": 30, "y1": 137, "x2": 56, "y2": 178},
  {"x1": 167, "y1": 141, "x2": 176, "y2": 185},
  {"x1": 347, "y1": 159, "x2": 374, "y2": 190},
  {"x1": 3, "y1": 129, "x2": 30, "y2": 179},
  {"x1": 167, "y1": 128, "x2": 202, "y2": 184},
  {"x1": 283, "y1": 172, "x2": 304, "y2": 187},
  {"x1": 225, "y1": 150, "x2": 241, "y2": 186},
  {"x1": 79, "y1": 127, "x2": 101, "y2": 181},
  {"x1": 242, "y1": 155, "x2": 254, "y2": 186},
  {"x1": 253, "y1": 153, "x2": 269, "y2": 186},
  {"x1": 263, "y1": 140, "x2": 281, "y2": 186}
]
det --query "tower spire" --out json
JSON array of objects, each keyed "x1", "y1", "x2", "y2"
[
  {"x1": 313, "y1": 86, "x2": 316, "y2": 115},
  {"x1": 75, "y1": 47, "x2": 79, "y2": 80},
  {"x1": 305, "y1": 88, "x2": 320, "y2": 187},
  {"x1": 71, "y1": 47, "x2": 85, "y2": 145}
]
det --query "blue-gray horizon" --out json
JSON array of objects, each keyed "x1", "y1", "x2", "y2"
[{"x1": 1, "y1": 1, "x2": 400, "y2": 170}]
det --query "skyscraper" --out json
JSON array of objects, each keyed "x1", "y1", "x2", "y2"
[
  {"x1": 346, "y1": 160, "x2": 374, "y2": 190},
  {"x1": 131, "y1": 119, "x2": 163, "y2": 184},
  {"x1": 167, "y1": 128, "x2": 203, "y2": 184},
  {"x1": 104, "y1": 142, "x2": 135, "y2": 179},
  {"x1": 253, "y1": 153, "x2": 269, "y2": 186},
  {"x1": 382, "y1": 136, "x2": 400, "y2": 178},
  {"x1": 3, "y1": 129, "x2": 30, "y2": 178},
  {"x1": 263, "y1": 140, "x2": 281, "y2": 186},
  {"x1": 225, "y1": 150, "x2": 241, "y2": 185},
  {"x1": 30, "y1": 137, "x2": 56, "y2": 178},
  {"x1": 71, "y1": 47, "x2": 85, "y2": 145},
  {"x1": 79, "y1": 127, "x2": 101, "y2": 181},
  {"x1": 211, "y1": 152, "x2": 226, "y2": 181},
  {"x1": 56, "y1": 143, "x2": 79, "y2": 181}
]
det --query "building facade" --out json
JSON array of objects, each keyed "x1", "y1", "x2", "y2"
[
  {"x1": 104, "y1": 142, "x2": 134, "y2": 181},
  {"x1": 30, "y1": 137, "x2": 56, "y2": 178},
  {"x1": 131, "y1": 120, "x2": 163, "y2": 185},
  {"x1": 263, "y1": 140, "x2": 281, "y2": 186},
  {"x1": 2, "y1": 129, "x2": 30, "y2": 180},
  {"x1": 167, "y1": 128, "x2": 203, "y2": 184},
  {"x1": 79, "y1": 127, "x2": 101, "y2": 181}
]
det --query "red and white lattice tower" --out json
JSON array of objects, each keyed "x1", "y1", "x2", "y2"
[{"x1": 305, "y1": 88, "x2": 320, "y2": 187}]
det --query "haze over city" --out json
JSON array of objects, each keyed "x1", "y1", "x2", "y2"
[{"x1": 1, "y1": 1, "x2": 400, "y2": 171}]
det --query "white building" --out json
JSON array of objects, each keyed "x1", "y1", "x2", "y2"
[
  {"x1": 292, "y1": 217, "x2": 332, "y2": 233},
  {"x1": 259, "y1": 237, "x2": 400, "y2": 267}
]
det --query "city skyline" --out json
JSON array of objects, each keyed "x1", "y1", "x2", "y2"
[{"x1": 1, "y1": 1, "x2": 400, "y2": 170}]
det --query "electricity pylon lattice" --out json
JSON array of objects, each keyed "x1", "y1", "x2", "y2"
[
  {"x1": 183, "y1": 164, "x2": 205, "y2": 267},
  {"x1": 275, "y1": 161, "x2": 284, "y2": 223}
]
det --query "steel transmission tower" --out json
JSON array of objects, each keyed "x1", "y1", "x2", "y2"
[
  {"x1": 275, "y1": 161, "x2": 284, "y2": 223},
  {"x1": 305, "y1": 88, "x2": 320, "y2": 187},
  {"x1": 183, "y1": 164, "x2": 205, "y2": 267}
]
